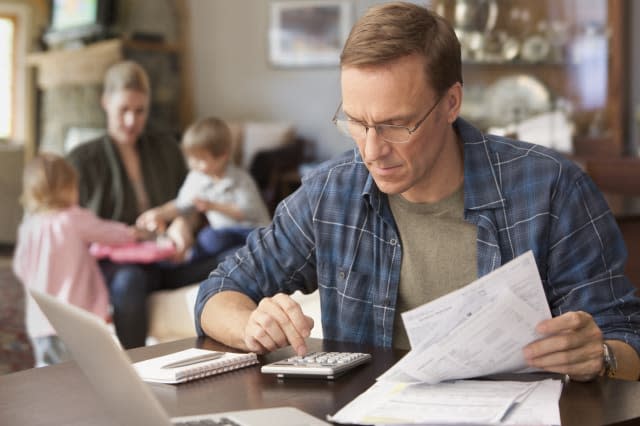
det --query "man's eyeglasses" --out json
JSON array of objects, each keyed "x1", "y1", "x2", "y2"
[{"x1": 332, "y1": 95, "x2": 443, "y2": 144}]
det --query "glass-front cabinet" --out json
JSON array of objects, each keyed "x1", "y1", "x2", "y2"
[{"x1": 431, "y1": 0, "x2": 628, "y2": 156}]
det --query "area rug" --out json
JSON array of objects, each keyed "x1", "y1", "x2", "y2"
[{"x1": 0, "y1": 251, "x2": 34, "y2": 375}]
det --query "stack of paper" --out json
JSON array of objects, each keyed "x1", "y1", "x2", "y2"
[
  {"x1": 330, "y1": 251, "x2": 563, "y2": 425},
  {"x1": 329, "y1": 379, "x2": 562, "y2": 425}
]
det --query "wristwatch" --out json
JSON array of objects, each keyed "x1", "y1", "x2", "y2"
[{"x1": 602, "y1": 342, "x2": 617, "y2": 378}]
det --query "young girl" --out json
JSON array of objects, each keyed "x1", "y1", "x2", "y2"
[{"x1": 13, "y1": 153, "x2": 142, "y2": 367}]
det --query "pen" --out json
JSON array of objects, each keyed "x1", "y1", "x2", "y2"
[{"x1": 161, "y1": 352, "x2": 224, "y2": 369}]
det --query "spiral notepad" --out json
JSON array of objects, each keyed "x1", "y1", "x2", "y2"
[{"x1": 133, "y1": 348, "x2": 259, "y2": 384}]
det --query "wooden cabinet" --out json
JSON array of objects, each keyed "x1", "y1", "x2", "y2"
[{"x1": 434, "y1": 0, "x2": 629, "y2": 156}]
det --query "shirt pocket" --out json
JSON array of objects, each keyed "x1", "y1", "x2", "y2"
[{"x1": 318, "y1": 261, "x2": 376, "y2": 344}]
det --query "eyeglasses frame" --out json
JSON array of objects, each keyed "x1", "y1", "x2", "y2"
[{"x1": 332, "y1": 94, "x2": 444, "y2": 144}]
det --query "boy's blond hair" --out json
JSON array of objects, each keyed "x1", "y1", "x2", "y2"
[
  {"x1": 21, "y1": 153, "x2": 77, "y2": 213},
  {"x1": 181, "y1": 117, "x2": 233, "y2": 158}
]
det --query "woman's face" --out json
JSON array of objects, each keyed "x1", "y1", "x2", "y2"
[{"x1": 101, "y1": 89, "x2": 149, "y2": 146}]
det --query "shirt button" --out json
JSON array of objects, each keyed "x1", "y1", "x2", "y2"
[
  {"x1": 390, "y1": 239, "x2": 397, "y2": 245},
  {"x1": 338, "y1": 271, "x2": 346, "y2": 279}
]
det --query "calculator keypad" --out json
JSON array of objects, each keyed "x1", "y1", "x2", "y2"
[{"x1": 261, "y1": 351, "x2": 372, "y2": 379}]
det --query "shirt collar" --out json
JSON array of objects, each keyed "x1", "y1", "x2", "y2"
[
  {"x1": 456, "y1": 117, "x2": 506, "y2": 211},
  {"x1": 358, "y1": 117, "x2": 506, "y2": 214}
]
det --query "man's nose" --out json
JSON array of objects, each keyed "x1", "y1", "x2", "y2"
[{"x1": 363, "y1": 126, "x2": 389, "y2": 160}]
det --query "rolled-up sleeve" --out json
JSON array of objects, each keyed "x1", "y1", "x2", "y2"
[
  {"x1": 547, "y1": 172, "x2": 640, "y2": 354},
  {"x1": 194, "y1": 185, "x2": 319, "y2": 336}
]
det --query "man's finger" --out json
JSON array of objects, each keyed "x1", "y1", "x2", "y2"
[
  {"x1": 251, "y1": 306, "x2": 289, "y2": 348},
  {"x1": 535, "y1": 311, "x2": 594, "y2": 335},
  {"x1": 257, "y1": 296, "x2": 308, "y2": 355},
  {"x1": 271, "y1": 294, "x2": 313, "y2": 355}
]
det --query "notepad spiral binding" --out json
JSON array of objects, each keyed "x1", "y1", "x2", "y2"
[{"x1": 174, "y1": 356, "x2": 259, "y2": 382}]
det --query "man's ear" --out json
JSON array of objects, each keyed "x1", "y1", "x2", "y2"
[{"x1": 445, "y1": 82, "x2": 463, "y2": 124}]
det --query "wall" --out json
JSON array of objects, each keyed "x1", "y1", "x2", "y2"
[
  {"x1": 0, "y1": 0, "x2": 44, "y2": 243},
  {"x1": 0, "y1": 144, "x2": 23, "y2": 243},
  {"x1": 188, "y1": 0, "x2": 387, "y2": 161},
  {"x1": 1, "y1": 0, "x2": 45, "y2": 153},
  {"x1": 190, "y1": 0, "x2": 639, "y2": 161}
]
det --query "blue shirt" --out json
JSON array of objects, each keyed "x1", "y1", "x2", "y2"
[{"x1": 195, "y1": 118, "x2": 640, "y2": 353}]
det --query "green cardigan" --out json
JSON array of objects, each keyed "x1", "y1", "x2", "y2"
[{"x1": 67, "y1": 133, "x2": 188, "y2": 225}]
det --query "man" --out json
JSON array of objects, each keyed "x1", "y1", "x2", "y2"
[{"x1": 195, "y1": 2, "x2": 640, "y2": 381}]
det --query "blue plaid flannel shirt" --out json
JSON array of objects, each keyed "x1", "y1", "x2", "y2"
[{"x1": 195, "y1": 118, "x2": 640, "y2": 353}]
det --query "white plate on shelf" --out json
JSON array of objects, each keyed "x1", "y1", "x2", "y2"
[{"x1": 484, "y1": 75, "x2": 552, "y2": 127}]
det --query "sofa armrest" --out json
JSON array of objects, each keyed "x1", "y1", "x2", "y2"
[{"x1": 147, "y1": 284, "x2": 199, "y2": 343}]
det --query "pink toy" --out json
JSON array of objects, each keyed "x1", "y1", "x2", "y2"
[{"x1": 90, "y1": 240, "x2": 176, "y2": 264}]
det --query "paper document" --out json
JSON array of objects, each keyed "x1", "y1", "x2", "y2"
[
  {"x1": 328, "y1": 378, "x2": 562, "y2": 425},
  {"x1": 379, "y1": 251, "x2": 552, "y2": 384},
  {"x1": 331, "y1": 252, "x2": 562, "y2": 425}
]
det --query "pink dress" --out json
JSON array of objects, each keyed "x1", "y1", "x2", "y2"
[{"x1": 13, "y1": 206, "x2": 135, "y2": 338}]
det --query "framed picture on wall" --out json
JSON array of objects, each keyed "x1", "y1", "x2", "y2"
[{"x1": 268, "y1": 0, "x2": 352, "y2": 68}]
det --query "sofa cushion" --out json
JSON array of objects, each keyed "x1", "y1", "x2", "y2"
[{"x1": 147, "y1": 284, "x2": 199, "y2": 343}]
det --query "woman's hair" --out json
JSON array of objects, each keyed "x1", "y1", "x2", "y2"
[
  {"x1": 181, "y1": 117, "x2": 233, "y2": 158},
  {"x1": 340, "y1": 1, "x2": 462, "y2": 96},
  {"x1": 20, "y1": 153, "x2": 78, "y2": 213},
  {"x1": 102, "y1": 60, "x2": 151, "y2": 96}
]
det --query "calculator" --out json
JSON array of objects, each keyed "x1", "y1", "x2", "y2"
[{"x1": 261, "y1": 351, "x2": 372, "y2": 379}]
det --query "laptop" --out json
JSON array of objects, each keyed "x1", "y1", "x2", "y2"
[{"x1": 30, "y1": 290, "x2": 330, "y2": 426}]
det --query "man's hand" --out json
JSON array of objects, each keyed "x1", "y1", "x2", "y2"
[
  {"x1": 523, "y1": 311, "x2": 603, "y2": 381},
  {"x1": 243, "y1": 293, "x2": 314, "y2": 356}
]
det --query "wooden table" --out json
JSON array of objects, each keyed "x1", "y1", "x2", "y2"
[{"x1": 1, "y1": 337, "x2": 640, "y2": 425}]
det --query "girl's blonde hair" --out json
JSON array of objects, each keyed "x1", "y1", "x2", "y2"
[{"x1": 21, "y1": 153, "x2": 78, "y2": 213}]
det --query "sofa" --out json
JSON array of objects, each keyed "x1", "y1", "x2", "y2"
[
  {"x1": 146, "y1": 121, "x2": 320, "y2": 343},
  {"x1": 147, "y1": 286, "x2": 322, "y2": 343}
]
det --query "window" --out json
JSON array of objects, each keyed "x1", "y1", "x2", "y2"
[{"x1": 0, "y1": 15, "x2": 15, "y2": 140}]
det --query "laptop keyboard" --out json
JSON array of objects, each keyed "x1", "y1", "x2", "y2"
[{"x1": 174, "y1": 418, "x2": 242, "y2": 426}]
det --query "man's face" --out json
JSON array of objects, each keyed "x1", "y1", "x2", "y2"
[
  {"x1": 102, "y1": 89, "x2": 149, "y2": 146},
  {"x1": 340, "y1": 54, "x2": 461, "y2": 203}
]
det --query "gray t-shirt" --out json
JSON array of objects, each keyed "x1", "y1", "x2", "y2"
[{"x1": 389, "y1": 185, "x2": 477, "y2": 350}]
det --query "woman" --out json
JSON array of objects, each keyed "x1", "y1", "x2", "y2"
[{"x1": 67, "y1": 60, "x2": 219, "y2": 349}]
